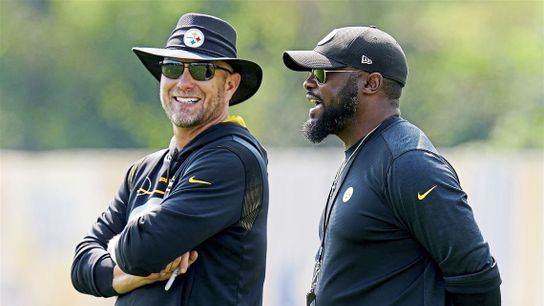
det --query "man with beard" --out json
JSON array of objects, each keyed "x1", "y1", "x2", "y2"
[
  {"x1": 71, "y1": 13, "x2": 269, "y2": 306},
  {"x1": 283, "y1": 27, "x2": 501, "y2": 306}
]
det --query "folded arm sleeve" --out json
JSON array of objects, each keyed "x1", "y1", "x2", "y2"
[
  {"x1": 450, "y1": 286, "x2": 501, "y2": 306},
  {"x1": 385, "y1": 150, "x2": 501, "y2": 298},
  {"x1": 115, "y1": 148, "x2": 245, "y2": 276},
  {"x1": 70, "y1": 164, "x2": 133, "y2": 297}
]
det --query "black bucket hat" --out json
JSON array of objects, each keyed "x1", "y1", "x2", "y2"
[
  {"x1": 133, "y1": 13, "x2": 263, "y2": 106},
  {"x1": 283, "y1": 26, "x2": 408, "y2": 86}
]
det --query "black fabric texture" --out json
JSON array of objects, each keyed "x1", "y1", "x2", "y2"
[
  {"x1": 70, "y1": 122, "x2": 269, "y2": 305},
  {"x1": 449, "y1": 286, "x2": 501, "y2": 306},
  {"x1": 312, "y1": 116, "x2": 501, "y2": 306}
]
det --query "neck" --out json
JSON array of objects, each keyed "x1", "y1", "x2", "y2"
[
  {"x1": 172, "y1": 114, "x2": 227, "y2": 150},
  {"x1": 338, "y1": 109, "x2": 398, "y2": 149}
]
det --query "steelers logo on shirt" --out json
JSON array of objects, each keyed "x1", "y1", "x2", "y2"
[{"x1": 342, "y1": 187, "x2": 354, "y2": 203}]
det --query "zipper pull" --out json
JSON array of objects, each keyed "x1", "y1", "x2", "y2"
[{"x1": 165, "y1": 176, "x2": 176, "y2": 195}]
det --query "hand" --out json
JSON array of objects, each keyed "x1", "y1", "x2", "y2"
[
  {"x1": 112, "y1": 250, "x2": 198, "y2": 294},
  {"x1": 161, "y1": 250, "x2": 198, "y2": 275}
]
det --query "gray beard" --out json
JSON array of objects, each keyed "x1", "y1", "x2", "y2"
[
  {"x1": 302, "y1": 76, "x2": 359, "y2": 143},
  {"x1": 163, "y1": 84, "x2": 226, "y2": 128},
  {"x1": 168, "y1": 109, "x2": 205, "y2": 128}
]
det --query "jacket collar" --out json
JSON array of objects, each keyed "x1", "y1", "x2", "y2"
[{"x1": 167, "y1": 115, "x2": 250, "y2": 161}]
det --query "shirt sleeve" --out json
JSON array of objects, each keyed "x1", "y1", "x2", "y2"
[
  {"x1": 385, "y1": 150, "x2": 501, "y2": 296},
  {"x1": 115, "y1": 147, "x2": 245, "y2": 276},
  {"x1": 70, "y1": 163, "x2": 134, "y2": 297}
]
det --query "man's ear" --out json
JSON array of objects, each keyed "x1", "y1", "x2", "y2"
[
  {"x1": 225, "y1": 73, "x2": 241, "y2": 102},
  {"x1": 360, "y1": 72, "x2": 383, "y2": 94}
]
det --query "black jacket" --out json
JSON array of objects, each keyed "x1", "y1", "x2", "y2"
[{"x1": 71, "y1": 121, "x2": 269, "y2": 306}]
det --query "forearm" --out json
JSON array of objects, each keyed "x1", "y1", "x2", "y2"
[
  {"x1": 112, "y1": 265, "x2": 155, "y2": 294},
  {"x1": 71, "y1": 238, "x2": 117, "y2": 297},
  {"x1": 71, "y1": 190, "x2": 129, "y2": 296},
  {"x1": 444, "y1": 258, "x2": 502, "y2": 306},
  {"x1": 450, "y1": 286, "x2": 501, "y2": 306},
  {"x1": 112, "y1": 252, "x2": 197, "y2": 294}
]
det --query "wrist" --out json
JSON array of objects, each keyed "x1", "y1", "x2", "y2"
[{"x1": 112, "y1": 265, "x2": 145, "y2": 294}]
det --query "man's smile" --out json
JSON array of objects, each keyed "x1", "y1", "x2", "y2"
[{"x1": 173, "y1": 96, "x2": 201, "y2": 104}]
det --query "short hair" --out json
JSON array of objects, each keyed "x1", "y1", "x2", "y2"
[{"x1": 382, "y1": 77, "x2": 403, "y2": 108}]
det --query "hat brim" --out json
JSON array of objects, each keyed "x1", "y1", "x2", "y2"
[
  {"x1": 133, "y1": 47, "x2": 262, "y2": 106},
  {"x1": 283, "y1": 50, "x2": 346, "y2": 71}
]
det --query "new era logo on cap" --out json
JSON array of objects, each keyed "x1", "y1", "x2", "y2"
[{"x1": 361, "y1": 55, "x2": 373, "y2": 64}]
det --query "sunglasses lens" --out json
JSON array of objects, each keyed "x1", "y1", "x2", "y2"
[
  {"x1": 312, "y1": 69, "x2": 326, "y2": 83},
  {"x1": 161, "y1": 62, "x2": 184, "y2": 79},
  {"x1": 189, "y1": 63, "x2": 215, "y2": 81},
  {"x1": 160, "y1": 61, "x2": 216, "y2": 81}
]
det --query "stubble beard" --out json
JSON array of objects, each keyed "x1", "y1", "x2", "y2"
[
  {"x1": 162, "y1": 83, "x2": 226, "y2": 128},
  {"x1": 302, "y1": 76, "x2": 359, "y2": 143}
]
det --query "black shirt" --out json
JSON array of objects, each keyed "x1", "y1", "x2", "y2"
[{"x1": 314, "y1": 116, "x2": 501, "y2": 305}]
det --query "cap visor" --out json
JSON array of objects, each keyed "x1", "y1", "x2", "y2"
[{"x1": 283, "y1": 50, "x2": 345, "y2": 71}]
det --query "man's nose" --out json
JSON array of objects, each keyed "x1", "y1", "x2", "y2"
[
  {"x1": 171, "y1": 68, "x2": 198, "y2": 91},
  {"x1": 176, "y1": 66, "x2": 195, "y2": 84},
  {"x1": 303, "y1": 73, "x2": 317, "y2": 91}
]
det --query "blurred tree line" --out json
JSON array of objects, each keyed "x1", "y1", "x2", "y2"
[{"x1": 1, "y1": 0, "x2": 542, "y2": 150}]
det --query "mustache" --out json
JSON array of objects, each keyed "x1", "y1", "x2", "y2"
[
  {"x1": 172, "y1": 89, "x2": 200, "y2": 96},
  {"x1": 306, "y1": 92, "x2": 322, "y2": 101}
]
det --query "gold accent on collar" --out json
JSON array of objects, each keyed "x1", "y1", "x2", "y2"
[{"x1": 223, "y1": 115, "x2": 247, "y2": 128}]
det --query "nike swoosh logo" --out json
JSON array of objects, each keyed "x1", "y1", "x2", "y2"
[
  {"x1": 188, "y1": 176, "x2": 212, "y2": 185},
  {"x1": 417, "y1": 185, "x2": 437, "y2": 200}
]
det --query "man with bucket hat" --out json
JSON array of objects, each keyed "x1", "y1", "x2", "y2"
[
  {"x1": 283, "y1": 26, "x2": 501, "y2": 305},
  {"x1": 71, "y1": 13, "x2": 269, "y2": 305}
]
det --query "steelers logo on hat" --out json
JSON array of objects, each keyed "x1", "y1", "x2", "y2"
[{"x1": 184, "y1": 28, "x2": 205, "y2": 48}]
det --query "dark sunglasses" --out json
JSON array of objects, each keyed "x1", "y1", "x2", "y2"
[
  {"x1": 159, "y1": 59, "x2": 233, "y2": 81},
  {"x1": 310, "y1": 69, "x2": 358, "y2": 84}
]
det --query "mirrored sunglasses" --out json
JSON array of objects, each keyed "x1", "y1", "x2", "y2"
[
  {"x1": 159, "y1": 59, "x2": 232, "y2": 81},
  {"x1": 310, "y1": 69, "x2": 358, "y2": 84}
]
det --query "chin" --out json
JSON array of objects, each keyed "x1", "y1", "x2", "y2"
[{"x1": 302, "y1": 120, "x2": 329, "y2": 144}]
